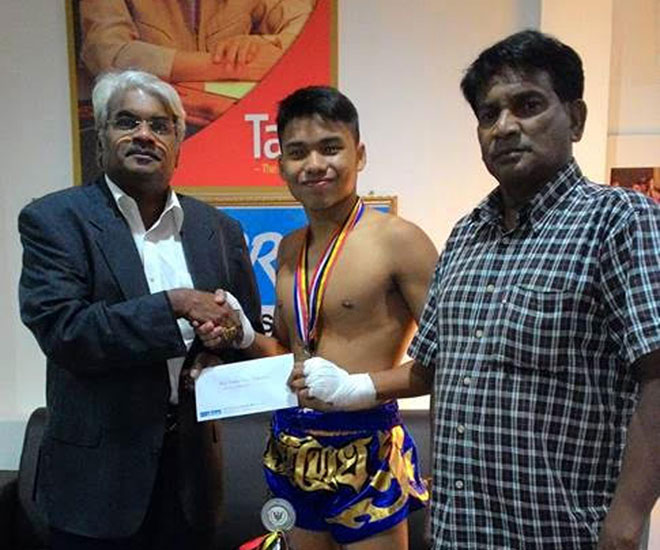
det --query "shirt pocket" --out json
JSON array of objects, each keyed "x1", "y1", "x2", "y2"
[{"x1": 490, "y1": 284, "x2": 582, "y2": 373}]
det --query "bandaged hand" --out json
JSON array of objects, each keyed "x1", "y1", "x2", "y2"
[
  {"x1": 221, "y1": 291, "x2": 255, "y2": 349},
  {"x1": 303, "y1": 357, "x2": 377, "y2": 411}
]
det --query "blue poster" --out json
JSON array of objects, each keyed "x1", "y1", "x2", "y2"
[{"x1": 221, "y1": 205, "x2": 307, "y2": 308}]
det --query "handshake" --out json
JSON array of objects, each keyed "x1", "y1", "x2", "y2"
[
  {"x1": 168, "y1": 288, "x2": 255, "y2": 350},
  {"x1": 170, "y1": 287, "x2": 378, "y2": 411}
]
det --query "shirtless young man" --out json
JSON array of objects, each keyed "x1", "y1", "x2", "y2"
[
  {"x1": 269, "y1": 86, "x2": 438, "y2": 550},
  {"x1": 195, "y1": 86, "x2": 437, "y2": 549}
]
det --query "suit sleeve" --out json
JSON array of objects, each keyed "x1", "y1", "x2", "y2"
[
  {"x1": 80, "y1": 0, "x2": 176, "y2": 79},
  {"x1": 255, "y1": 0, "x2": 315, "y2": 49},
  {"x1": 18, "y1": 201, "x2": 186, "y2": 374}
]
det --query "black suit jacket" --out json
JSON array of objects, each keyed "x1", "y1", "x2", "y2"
[{"x1": 18, "y1": 178, "x2": 262, "y2": 538}]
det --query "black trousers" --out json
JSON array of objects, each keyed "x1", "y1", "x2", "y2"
[{"x1": 50, "y1": 426, "x2": 212, "y2": 550}]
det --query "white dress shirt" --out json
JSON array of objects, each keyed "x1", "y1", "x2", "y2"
[{"x1": 106, "y1": 176, "x2": 194, "y2": 404}]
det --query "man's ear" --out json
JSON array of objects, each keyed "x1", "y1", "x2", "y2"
[
  {"x1": 96, "y1": 135, "x2": 104, "y2": 168},
  {"x1": 568, "y1": 99, "x2": 587, "y2": 143},
  {"x1": 357, "y1": 142, "x2": 367, "y2": 172},
  {"x1": 174, "y1": 142, "x2": 181, "y2": 168}
]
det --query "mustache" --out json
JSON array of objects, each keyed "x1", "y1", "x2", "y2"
[
  {"x1": 491, "y1": 145, "x2": 531, "y2": 158},
  {"x1": 126, "y1": 147, "x2": 160, "y2": 160},
  {"x1": 300, "y1": 177, "x2": 332, "y2": 184}
]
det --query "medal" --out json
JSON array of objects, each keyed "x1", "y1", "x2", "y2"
[
  {"x1": 293, "y1": 198, "x2": 365, "y2": 356},
  {"x1": 261, "y1": 498, "x2": 296, "y2": 532},
  {"x1": 238, "y1": 498, "x2": 295, "y2": 549}
]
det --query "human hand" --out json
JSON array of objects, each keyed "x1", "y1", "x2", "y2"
[
  {"x1": 193, "y1": 319, "x2": 240, "y2": 350},
  {"x1": 192, "y1": 289, "x2": 255, "y2": 350},
  {"x1": 211, "y1": 37, "x2": 284, "y2": 80},
  {"x1": 169, "y1": 288, "x2": 238, "y2": 328},
  {"x1": 301, "y1": 357, "x2": 377, "y2": 411},
  {"x1": 217, "y1": 290, "x2": 255, "y2": 349},
  {"x1": 288, "y1": 360, "x2": 333, "y2": 411},
  {"x1": 212, "y1": 35, "x2": 267, "y2": 66},
  {"x1": 288, "y1": 361, "x2": 306, "y2": 393},
  {"x1": 180, "y1": 350, "x2": 223, "y2": 392}
]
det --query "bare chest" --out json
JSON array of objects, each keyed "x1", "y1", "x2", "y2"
[{"x1": 276, "y1": 239, "x2": 396, "y2": 337}]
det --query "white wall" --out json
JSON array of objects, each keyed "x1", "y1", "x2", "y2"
[
  {"x1": 339, "y1": 0, "x2": 540, "y2": 246},
  {"x1": 607, "y1": 0, "x2": 660, "y2": 172},
  {"x1": 0, "y1": 1, "x2": 72, "y2": 467},
  {"x1": 540, "y1": 0, "x2": 614, "y2": 183}
]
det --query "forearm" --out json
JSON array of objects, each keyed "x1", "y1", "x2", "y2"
[
  {"x1": 370, "y1": 360, "x2": 433, "y2": 402},
  {"x1": 171, "y1": 51, "x2": 226, "y2": 82},
  {"x1": 167, "y1": 288, "x2": 194, "y2": 318},
  {"x1": 18, "y1": 204, "x2": 186, "y2": 372},
  {"x1": 243, "y1": 333, "x2": 288, "y2": 358},
  {"x1": 22, "y1": 291, "x2": 185, "y2": 372},
  {"x1": 599, "y1": 375, "x2": 660, "y2": 547},
  {"x1": 297, "y1": 358, "x2": 434, "y2": 412},
  {"x1": 171, "y1": 49, "x2": 276, "y2": 82}
]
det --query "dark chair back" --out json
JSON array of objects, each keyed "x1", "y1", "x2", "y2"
[{"x1": 16, "y1": 407, "x2": 49, "y2": 549}]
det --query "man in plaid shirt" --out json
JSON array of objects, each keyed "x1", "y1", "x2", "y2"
[
  {"x1": 296, "y1": 30, "x2": 660, "y2": 549},
  {"x1": 405, "y1": 29, "x2": 660, "y2": 548}
]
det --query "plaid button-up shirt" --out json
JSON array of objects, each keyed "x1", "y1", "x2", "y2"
[{"x1": 409, "y1": 160, "x2": 660, "y2": 548}]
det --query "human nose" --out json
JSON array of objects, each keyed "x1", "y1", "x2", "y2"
[
  {"x1": 492, "y1": 109, "x2": 519, "y2": 136},
  {"x1": 304, "y1": 150, "x2": 327, "y2": 173},
  {"x1": 131, "y1": 120, "x2": 157, "y2": 141}
]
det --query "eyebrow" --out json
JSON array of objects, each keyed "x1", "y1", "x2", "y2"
[
  {"x1": 479, "y1": 88, "x2": 547, "y2": 108},
  {"x1": 282, "y1": 141, "x2": 306, "y2": 150},
  {"x1": 113, "y1": 110, "x2": 170, "y2": 119},
  {"x1": 511, "y1": 89, "x2": 546, "y2": 100},
  {"x1": 283, "y1": 135, "x2": 344, "y2": 148},
  {"x1": 319, "y1": 136, "x2": 344, "y2": 144}
]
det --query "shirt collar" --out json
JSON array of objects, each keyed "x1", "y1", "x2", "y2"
[
  {"x1": 471, "y1": 159, "x2": 583, "y2": 231},
  {"x1": 104, "y1": 174, "x2": 184, "y2": 233}
]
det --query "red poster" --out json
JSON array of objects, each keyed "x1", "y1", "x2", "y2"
[{"x1": 67, "y1": 0, "x2": 336, "y2": 194}]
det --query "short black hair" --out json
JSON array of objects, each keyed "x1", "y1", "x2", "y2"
[
  {"x1": 460, "y1": 30, "x2": 584, "y2": 112},
  {"x1": 276, "y1": 86, "x2": 360, "y2": 143}
]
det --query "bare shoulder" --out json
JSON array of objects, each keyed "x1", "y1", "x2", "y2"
[
  {"x1": 363, "y1": 209, "x2": 437, "y2": 255},
  {"x1": 278, "y1": 227, "x2": 306, "y2": 267}
]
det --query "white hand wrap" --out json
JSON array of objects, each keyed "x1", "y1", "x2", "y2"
[
  {"x1": 303, "y1": 357, "x2": 377, "y2": 410},
  {"x1": 223, "y1": 291, "x2": 255, "y2": 349}
]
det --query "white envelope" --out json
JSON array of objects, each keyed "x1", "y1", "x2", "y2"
[{"x1": 195, "y1": 353, "x2": 298, "y2": 421}]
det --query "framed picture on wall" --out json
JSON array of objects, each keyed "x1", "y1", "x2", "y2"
[
  {"x1": 610, "y1": 167, "x2": 660, "y2": 203},
  {"x1": 210, "y1": 195, "x2": 397, "y2": 332},
  {"x1": 65, "y1": 0, "x2": 337, "y2": 194}
]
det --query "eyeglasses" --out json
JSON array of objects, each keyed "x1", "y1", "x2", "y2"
[{"x1": 110, "y1": 114, "x2": 176, "y2": 136}]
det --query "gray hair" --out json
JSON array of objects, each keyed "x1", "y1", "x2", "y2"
[{"x1": 92, "y1": 70, "x2": 186, "y2": 143}]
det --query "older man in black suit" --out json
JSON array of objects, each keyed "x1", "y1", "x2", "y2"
[{"x1": 18, "y1": 70, "x2": 261, "y2": 550}]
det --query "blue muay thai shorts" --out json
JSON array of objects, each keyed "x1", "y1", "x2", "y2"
[{"x1": 262, "y1": 402, "x2": 428, "y2": 544}]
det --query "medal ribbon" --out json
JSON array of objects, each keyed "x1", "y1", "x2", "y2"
[{"x1": 293, "y1": 198, "x2": 365, "y2": 352}]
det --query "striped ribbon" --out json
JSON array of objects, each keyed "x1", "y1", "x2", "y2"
[
  {"x1": 293, "y1": 198, "x2": 365, "y2": 353},
  {"x1": 238, "y1": 531, "x2": 286, "y2": 550}
]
